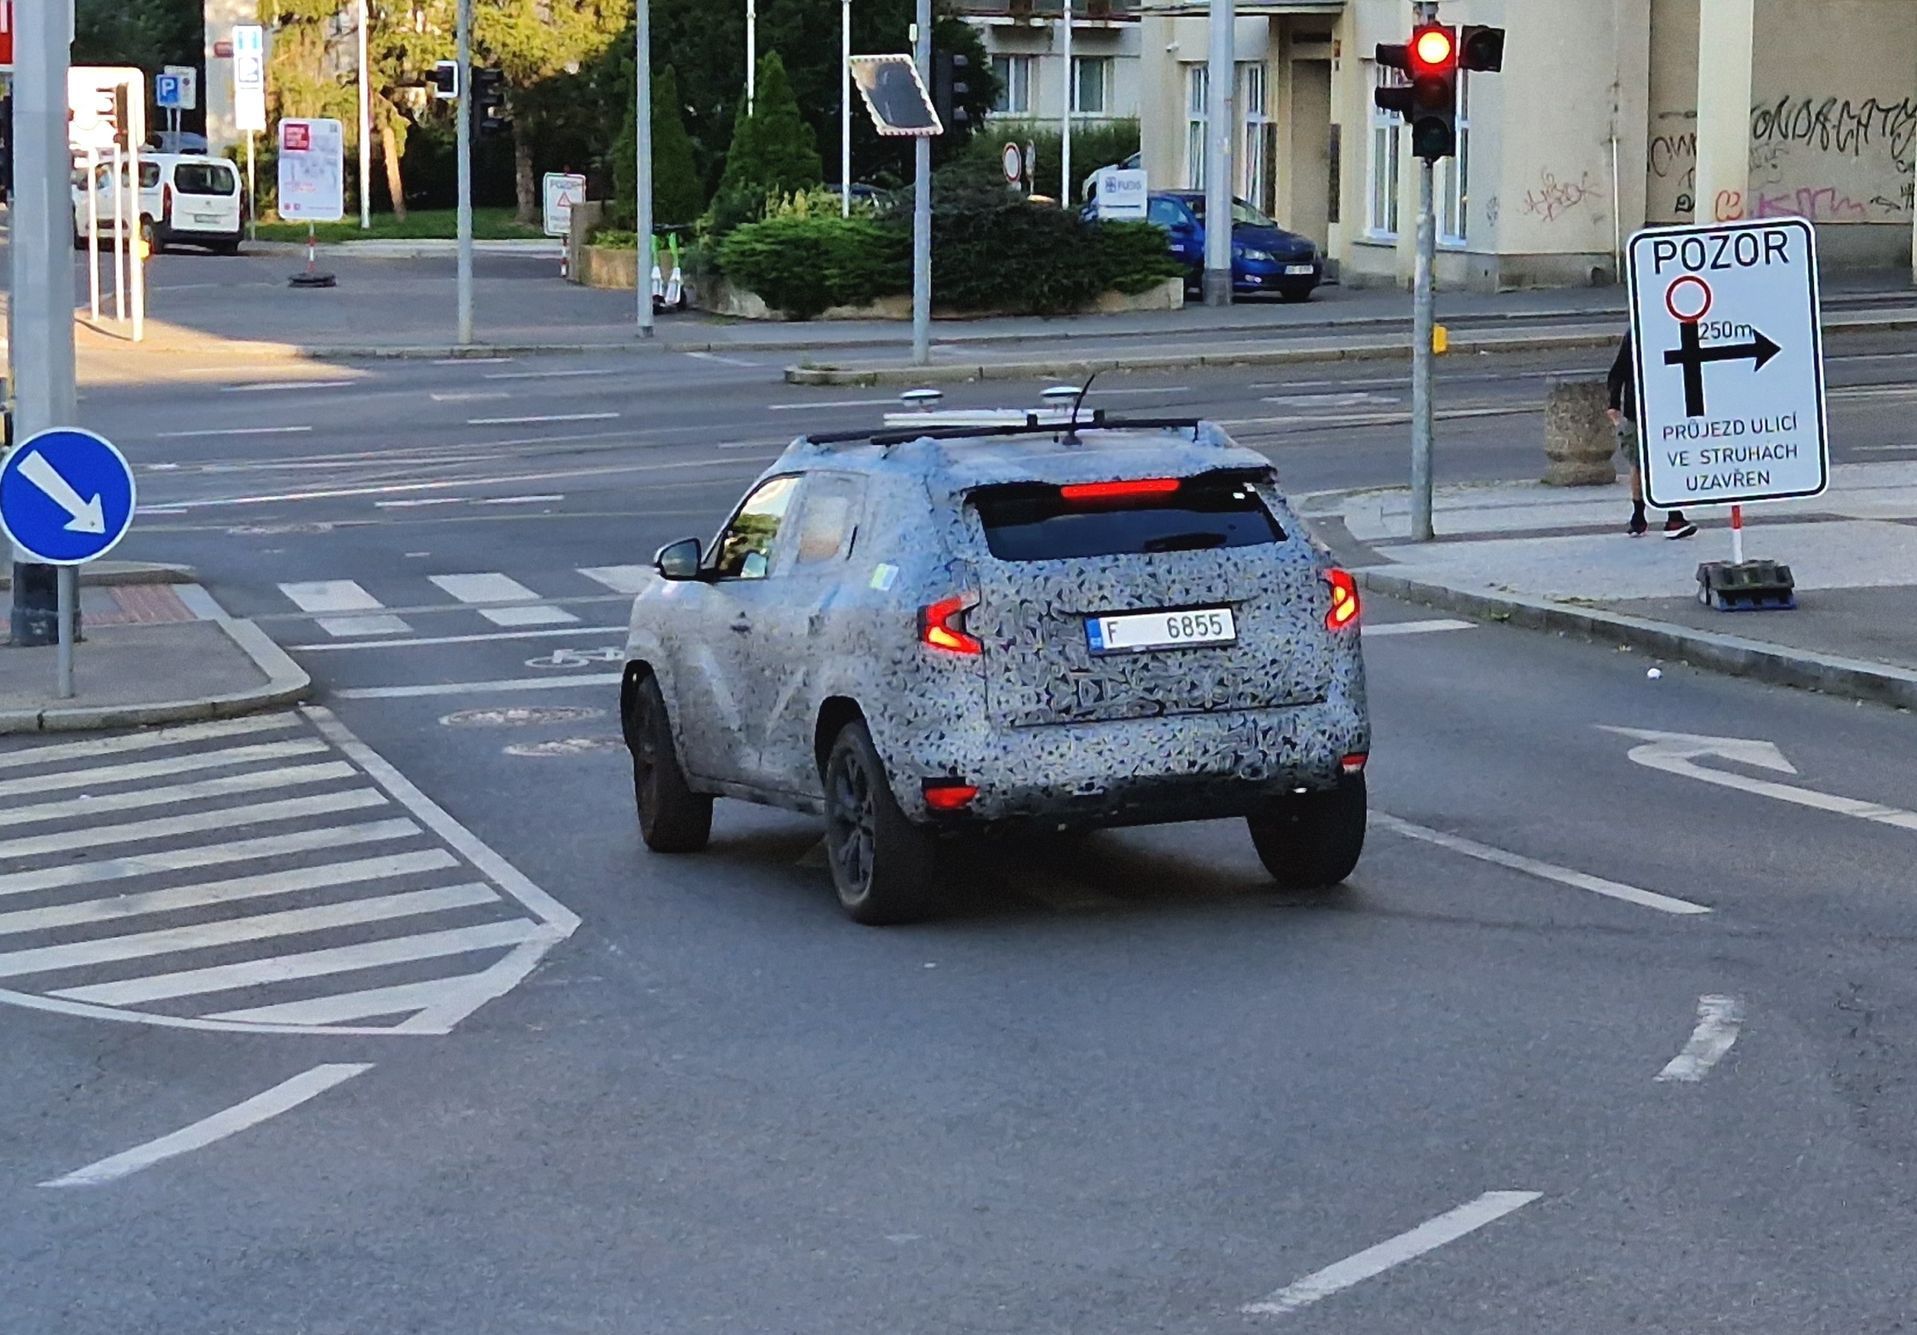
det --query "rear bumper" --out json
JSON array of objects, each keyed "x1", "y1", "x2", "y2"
[{"x1": 884, "y1": 699, "x2": 1369, "y2": 826}]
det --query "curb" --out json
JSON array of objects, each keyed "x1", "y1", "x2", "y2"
[
  {"x1": 1358, "y1": 567, "x2": 1917, "y2": 711},
  {"x1": 0, "y1": 604, "x2": 311, "y2": 734},
  {"x1": 0, "y1": 561, "x2": 194, "y2": 590}
]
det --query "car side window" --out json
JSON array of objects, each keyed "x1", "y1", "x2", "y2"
[
  {"x1": 1148, "y1": 198, "x2": 1187, "y2": 229},
  {"x1": 710, "y1": 474, "x2": 801, "y2": 581},
  {"x1": 792, "y1": 475, "x2": 866, "y2": 567}
]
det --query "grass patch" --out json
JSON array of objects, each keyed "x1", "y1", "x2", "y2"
[{"x1": 253, "y1": 207, "x2": 544, "y2": 243}]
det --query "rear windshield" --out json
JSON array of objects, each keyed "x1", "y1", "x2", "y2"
[
  {"x1": 970, "y1": 472, "x2": 1285, "y2": 562},
  {"x1": 175, "y1": 163, "x2": 237, "y2": 196}
]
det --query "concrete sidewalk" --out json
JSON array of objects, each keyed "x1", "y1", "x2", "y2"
[
  {"x1": 1313, "y1": 460, "x2": 1917, "y2": 709},
  {"x1": 0, "y1": 571, "x2": 309, "y2": 732}
]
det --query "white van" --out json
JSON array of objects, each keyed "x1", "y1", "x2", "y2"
[{"x1": 72, "y1": 154, "x2": 245, "y2": 255}]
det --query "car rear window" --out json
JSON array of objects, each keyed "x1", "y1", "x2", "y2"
[
  {"x1": 175, "y1": 164, "x2": 236, "y2": 196},
  {"x1": 969, "y1": 471, "x2": 1285, "y2": 562}
]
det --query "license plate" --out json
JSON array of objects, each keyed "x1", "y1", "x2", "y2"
[
  {"x1": 193, "y1": 214, "x2": 220, "y2": 225},
  {"x1": 1284, "y1": 263, "x2": 1316, "y2": 276},
  {"x1": 1086, "y1": 607, "x2": 1236, "y2": 655}
]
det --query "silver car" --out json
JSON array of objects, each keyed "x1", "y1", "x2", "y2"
[{"x1": 621, "y1": 417, "x2": 1370, "y2": 924}]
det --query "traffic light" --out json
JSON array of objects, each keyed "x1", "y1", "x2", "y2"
[
  {"x1": 1459, "y1": 24, "x2": 1505, "y2": 73},
  {"x1": 470, "y1": 68, "x2": 509, "y2": 139},
  {"x1": 431, "y1": 60, "x2": 460, "y2": 101},
  {"x1": 1375, "y1": 24, "x2": 1457, "y2": 160},
  {"x1": 932, "y1": 51, "x2": 971, "y2": 134}
]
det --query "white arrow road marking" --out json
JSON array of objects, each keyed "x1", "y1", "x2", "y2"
[
  {"x1": 1602, "y1": 727, "x2": 1917, "y2": 831},
  {"x1": 17, "y1": 450, "x2": 107, "y2": 534},
  {"x1": 1242, "y1": 1191, "x2": 1543, "y2": 1317},
  {"x1": 1657, "y1": 995, "x2": 1744, "y2": 1083},
  {"x1": 40, "y1": 1063, "x2": 372, "y2": 1188}
]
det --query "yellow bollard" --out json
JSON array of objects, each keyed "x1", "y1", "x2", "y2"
[
  {"x1": 134, "y1": 234, "x2": 152, "y2": 263},
  {"x1": 1432, "y1": 323, "x2": 1449, "y2": 355}
]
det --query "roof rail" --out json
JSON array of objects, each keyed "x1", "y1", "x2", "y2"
[{"x1": 797, "y1": 413, "x2": 1211, "y2": 452}]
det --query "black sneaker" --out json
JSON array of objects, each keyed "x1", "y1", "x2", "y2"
[
  {"x1": 1627, "y1": 514, "x2": 1649, "y2": 537},
  {"x1": 1664, "y1": 517, "x2": 1698, "y2": 540}
]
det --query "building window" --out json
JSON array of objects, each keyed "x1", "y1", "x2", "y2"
[
  {"x1": 1072, "y1": 56, "x2": 1113, "y2": 117},
  {"x1": 1185, "y1": 65, "x2": 1207, "y2": 190},
  {"x1": 1367, "y1": 62, "x2": 1403, "y2": 238},
  {"x1": 1440, "y1": 72, "x2": 1470, "y2": 244},
  {"x1": 991, "y1": 55, "x2": 1033, "y2": 115},
  {"x1": 1240, "y1": 62, "x2": 1273, "y2": 214}
]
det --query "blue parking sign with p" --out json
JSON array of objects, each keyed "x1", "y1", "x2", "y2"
[
  {"x1": 0, "y1": 429, "x2": 138, "y2": 565},
  {"x1": 157, "y1": 74, "x2": 182, "y2": 107}
]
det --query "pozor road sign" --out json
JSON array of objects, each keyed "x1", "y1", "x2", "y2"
[
  {"x1": 1626, "y1": 217, "x2": 1829, "y2": 511},
  {"x1": 0, "y1": 428, "x2": 138, "y2": 565}
]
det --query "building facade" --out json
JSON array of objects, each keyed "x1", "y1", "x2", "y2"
[
  {"x1": 1137, "y1": 0, "x2": 1917, "y2": 290},
  {"x1": 957, "y1": 0, "x2": 1144, "y2": 134}
]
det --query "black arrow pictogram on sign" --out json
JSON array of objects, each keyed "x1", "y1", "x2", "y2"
[{"x1": 1662, "y1": 321, "x2": 1782, "y2": 418}]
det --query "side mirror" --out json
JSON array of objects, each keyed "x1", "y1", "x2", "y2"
[{"x1": 654, "y1": 537, "x2": 703, "y2": 581}]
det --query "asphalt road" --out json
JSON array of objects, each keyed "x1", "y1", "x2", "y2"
[{"x1": 8, "y1": 332, "x2": 1917, "y2": 1332}]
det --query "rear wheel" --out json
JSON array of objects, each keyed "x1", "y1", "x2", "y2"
[
  {"x1": 628, "y1": 675, "x2": 711, "y2": 854},
  {"x1": 1247, "y1": 775, "x2": 1366, "y2": 889},
  {"x1": 822, "y1": 721, "x2": 937, "y2": 925}
]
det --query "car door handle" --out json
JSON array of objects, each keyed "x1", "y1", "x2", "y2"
[{"x1": 730, "y1": 617, "x2": 752, "y2": 635}]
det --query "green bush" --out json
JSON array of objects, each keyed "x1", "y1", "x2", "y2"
[
  {"x1": 718, "y1": 213, "x2": 909, "y2": 319},
  {"x1": 710, "y1": 52, "x2": 824, "y2": 239},
  {"x1": 608, "y1": 65, "x2": 707, "y2": 230},
  {"x1": 1091, "y1": 221, "x2": 1185, "y2": 295}
]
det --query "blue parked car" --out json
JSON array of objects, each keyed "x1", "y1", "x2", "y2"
[{"x1": 1119, "y1": 191, "x2": 1324, "y2": 302}]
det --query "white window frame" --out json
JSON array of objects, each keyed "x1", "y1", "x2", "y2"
[
  {"x1": 1071, "y1": 55, "x2": 1113, "y2": 118},
  {"x1": 1440, "y1": 72, "x2": 1470, "y2": 245},
  {"x1": 1240, "y1": 62, "x2": 1273, "y2": 214},
  {"x1": 991, "y1": 54, "x2": 1033, "y2": 116},
  {"x1": 1367, "y1": 61, "x2": 1403, "y2": 239},
  {"x1": 1185, "y1": 64, "x2": 1208, "y2": 190}
]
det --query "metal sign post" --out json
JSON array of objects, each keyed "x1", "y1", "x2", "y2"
[
  {"x1": 235, "y1": 26, "x2": 267, "y2": 243},
  {"x1": 455, "y1": 0, "x2": 474, "y2": 346},
  {"x1": 636, "y1": 0, "x2": 654, "y2": 338},
  {"x1": 847, "y1": 53, "x2": 942, "y2": 367}
]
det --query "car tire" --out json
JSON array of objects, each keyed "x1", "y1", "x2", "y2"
[
  {"x1": 628, "y1": 675, "x2": 712, "y2": 854},
  {"x1": 822, "y1": 720, "x2": 937, "y2": 925},
  {"x1": 1247, "y1": 775, "x2": 1366, "y2": 889},
  {"x1": 1281, "y1": 288, "x2": 1314, "y2": 303},
  {"x1": 216, "y1": 239, "x2": 242, "y2": 256}
]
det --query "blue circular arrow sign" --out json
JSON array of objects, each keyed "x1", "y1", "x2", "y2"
[{"x1": 0, "y1": 428, "x2": 138, "y2": 566}]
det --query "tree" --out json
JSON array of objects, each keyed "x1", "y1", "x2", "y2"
[
  {"x1": 611, "y1": 65, "x2": 705, "y2": 228},
  {"x1": 75, "y1": 0, "x2": 200, "y2": 72},
  {"x1": 715, "y1": 51, "x2": 824, "y2": 221}
]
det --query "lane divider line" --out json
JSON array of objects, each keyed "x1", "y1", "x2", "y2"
[
  {"x1": 39, "y1": 1063, "x2": 373, "y2": 1188},
  {"x1": 1656, "y1": 995, "x2": 1743, "y2": 1082},
  {"x1": 1242, "y1": 1190, "x2": 1543, "y2": 1317}
]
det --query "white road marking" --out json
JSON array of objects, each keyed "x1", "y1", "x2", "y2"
[
  {"x1": 467, "y1": 411, "x2": 619, "y2": 426},
  {"x1": 335, "y1": 672, "x2": 623, "y2": 699},
  {"x1": 40, "y1": 1063, "x2": 373, "y2": 1188},
  {"x1": 0, "y1": 715, "x2": 296, "y2": 770},
  {"x1": 578, "y1": 564, "x2": 652, "y2": 594},
  {"x1": 154, "y1": 425, "x2": 313, "y2": 439},
  {"x1": 1241, "y1": 1191, "x2": 1543, "y2": 1317},
  {"x1": 0, "y1": 850, "x2": 456, "y2": 936},
  {"x1": 0, "y1": 789, "x2": 387, "y2": 861},
  {"x1": 290, "y1": 624, "x2": 625, "y2": 652},
  {"x1": 278, "y1": 580, "x2": 411, "y2": 637},
  {"x1": 0, "y1": 761, "x2": 356, "y2": 827},
  {"x1": 430, "y1": 391, "x2": 511, "y2": 402},
  {"x1": 434, "y1": 356, "x2": 514, "y2": 364},
  {"x1": 1372, "y1": 812, "x2": 1711, "y2": 916},
  {"x1": 1364, "y1": 618, "x2": 1475, "y2": 637},
  {"x1": 685, "y1": 350, "x2": 760, "y2": 367},
  {"x1": 1657, "y1": 995, "x2": 1744, "y2": 1083},
  {"x1": 220, "y1": 380, "x2": 356, "y2": 393},
  {"x1": 0, "y1": 739, "x2": 331, "y2": 800},
  {"x1": 207, "y1": 972, "x2": 516, "y2": 1025},
  {"x1": 430, "y1": 572, "x2": 580, "y2": 626},
  {"x1": 376, "y1": 497, "x2": 465, "y2": 508},
  {"x1": 474, "y1": 494, "x2": 564, "y2": 505},
  {"x1": 0, "y1": 817, "x2": 421, "y2": 898},
  {"x1": 1604, "y1": 727, "x2": 1917, "y2": 832}
]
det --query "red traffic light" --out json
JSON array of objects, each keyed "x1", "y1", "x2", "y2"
[{"x1": 1411, "y1": 24, "x2": 1455, "y2": 73}]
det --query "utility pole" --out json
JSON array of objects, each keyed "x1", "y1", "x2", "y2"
[
  {"x1": 455, "y1": 0, "x2": 475, "y2": 346},
  {"x1": 636, "y1": 0, "x2": 654, "y2": 338},
  {"x1": 1059, "y1": 0, "x2": 1072, "y2": 205},
  {"x1": 1201, "y1": 0, "x2": 1233, "y2": 307},
  {"x1": 746, "y1": 0, "x2": 757, "y2": 111},
  {"x1": 841, "y1": 0, "x2": 851, "y2": 217},
  {"x1": 358, "y1": 0, "x2": 372, "y2": 230},
  {"x1": 911, "y1": 0, "x2": 931, "y2": 366},
  {"x1": 8, "y1": 0, "x2": 76, "y2": 648}
]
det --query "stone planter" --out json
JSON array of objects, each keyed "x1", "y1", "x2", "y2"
[
  {"x1": 692, "y1": 274, "x2": 1185, "y2": 321},
  {"x1": 1542, "y1": 375, "x2": 1618, "y2": 486}
]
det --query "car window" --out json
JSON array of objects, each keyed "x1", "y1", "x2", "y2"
[
  {"x1": 793, "y1": 475, "x2": 865, "y2": 566},
  {"x1": 139, "y1": 163, "x2": 162, "y2": 189},
  {"x1": 1185, "y1": 197, "x2": 1278, "y2": 228},
  {"x1": 710, "y1": 475, "x2": 801, "y2": 580},
  {"x1": 174, "y1": 163, "x2": 236, "y2": 196},
  {"x1": 1147, "y1": 198, "x2": 1188, "y2": 228},
  {"x1": 969, "y1": 472, "x2": 1286, "y2": 562}
]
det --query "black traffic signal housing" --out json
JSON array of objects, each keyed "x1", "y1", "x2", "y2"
[
  {"x1": 1459, "y1": 24, "x2": 1505, "y2": 73},
  {"x1": 932, "y1": 50, "x2": 971, "y2": 134},
  {"x1": 470, "y1": 67, "x2": 509, "y2": 139},
  {"x1": 430, "y1": 60, "x2": 460, "y2": 100},
  {"x1": 1375, "y1": 24, "x2": 1459, "y2": 160}
]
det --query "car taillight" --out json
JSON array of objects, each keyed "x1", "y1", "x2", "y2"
[
  {"x1": 1059, "y1": 478, "x2": 1181, "y2": 505},
  {"x1": 162, "y1": 184, "x2": 172, "y2": 218},
  {"x1": 920, "y1": 593, "x2": 982, "y2": 655},
  {"x1": 1324, "y1": 568, "x2": 1360, "y2": 631},
  {"x1": 923, "y1": 780, "x2": 978, "y2": 811}
]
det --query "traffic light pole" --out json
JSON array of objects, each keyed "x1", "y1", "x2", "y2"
[
  {"x1": 455, "y1": 0, "x2": 475, "y2": 347},
  {"x1": 1201, "y1": 0, "x2": 1234, "y2": 307},
  {"x1": 636, "y1": 0, "x2": 655, "y2": 338},
  {"x1": 1410, "y1": 158, "x2": 1436, "y2": 542},
  {"x1": 911, "y1": 0, "x2": 932, "y2": 366}
]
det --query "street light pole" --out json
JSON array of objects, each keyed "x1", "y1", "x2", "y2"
[
  {"x1": 746, "y1": 0, "x2": 757, "y2": 111},
  {"x1": 8, "y1": 0, "x2": 77, "y2": 648},
  {"x1": 911, "y1": 0, "x2": 931, "y2": 366},
  {"x1": 1201, "y1": 0, "x2": 1234, "y2": 307},
  {"x1": 358, "y1": 0, "x2": 372, "y2": 230},
  {"x1": 637, "y1": 0, "x2": 655, "y2": 338},
  {"x1": 841, "y1": 0, "x2": 851, "y2": 217},
  {"x1": 1059, "y1": 0, "x2": 1072, "y2": 204},
  {"x1": 455, "y1": 0, "x2": 474, "y2": 346}
]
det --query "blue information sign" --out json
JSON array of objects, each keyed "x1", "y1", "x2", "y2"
[
  {"x1": 0, "y1": 428, "x2": 138, "y2": 566},
  {"x1": 156, "y1": 73, "x2": 184, "y2": 109}
]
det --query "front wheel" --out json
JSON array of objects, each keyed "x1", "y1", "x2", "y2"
[
  {"x1": 822, "y1": 720, "x2": 937, "y2": 925},
  {"x1": 628, "y1": 675, "x2": 711, "y2": 853},
  {"x1": 1247, "y1": 775, "x2": 1366, "y2": 889}
]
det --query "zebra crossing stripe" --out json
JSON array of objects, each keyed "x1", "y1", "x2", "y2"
[
  {"x1": 429, "y1": 573, "x2": 581, "y2": 627},
  {"x1": 0, "y1": 739, "x2": 332, "y2": 800},
  {"x1": 0, "y1": 789, "x2": 389, "y2": 862},
  {"x1": 0, "y1": 715, "x2": 298, "y2": 771},
  {"x1": 577, "y1": 565, "x2": 651, "y2": 595},
  {"x1": 0, "y1": 761, "x2": 359, "y2": 829},
  {"x1": 279, "y1": 580, "x2": 411, "y2": 637}
]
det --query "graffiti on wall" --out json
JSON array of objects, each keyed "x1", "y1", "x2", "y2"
[
  {"x1": 1648, "y1": 94, "x2": 1917, "y2": 224},
  {"x1": 1520, "y1": 170, "x2": 1605, "y2": 224}
]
